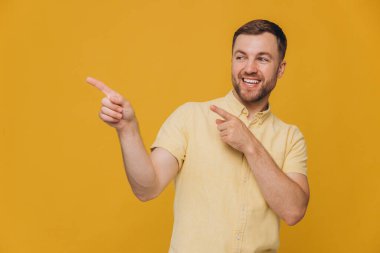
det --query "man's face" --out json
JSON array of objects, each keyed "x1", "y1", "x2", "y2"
[{"x1": 231, "y1": 33, "x2": 286, "y2": 105}]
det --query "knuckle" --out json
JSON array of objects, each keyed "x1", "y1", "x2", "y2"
[
  {"x1": 112, "y1": 93, "x2": 123, "y2": 101},
  {"x1": 124, "y1": 100, "x2": 131, "y2": 107},
  {"x1": 101, "y1": 97, "x2": 108, "y2": 103},
  {"x1": 101, "y1": 97, "x2": 110, "y2": 106},
  {"x1": 116, "y1": 94, "x2": 124, "y2": 100}
]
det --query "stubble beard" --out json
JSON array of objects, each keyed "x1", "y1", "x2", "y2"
[{"x1": 232, "y1": 75, "x2": 275, "y2": 104}]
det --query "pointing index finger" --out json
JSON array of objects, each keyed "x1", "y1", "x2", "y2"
[
  {"x1": 210, "y1": 105, "x2": 234, "y2": 120},
  {"x1": 86, "y1": 76, "x2": 114, "y2": 97}
]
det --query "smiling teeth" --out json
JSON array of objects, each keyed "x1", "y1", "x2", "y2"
[{"x1": 243, "y1": 78, "x2": 259, "y2": 84}]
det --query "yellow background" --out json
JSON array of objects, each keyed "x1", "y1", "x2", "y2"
[{"x1": 1, "y1": 0, "x2": 379, "y2": 252}]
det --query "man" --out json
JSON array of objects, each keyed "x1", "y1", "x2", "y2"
[{"x1": 87, "y1": 19, "x2": 309, "y2": 253}]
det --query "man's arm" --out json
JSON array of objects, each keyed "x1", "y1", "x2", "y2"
[
  {"x1": 210, "y1": 105, "x2": 309, "y2": 226},
  {"x1": 243, "y1": 139, "x2": 309, "y2": 225},
  {"x1": 87, "y1": 77, "x2": 178, "y2": 201},
  {"x1": 117, "y1": 125, "x2": 179, "y2": 202}
]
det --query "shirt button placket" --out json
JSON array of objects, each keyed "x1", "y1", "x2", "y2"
[{"x1": 233, "y1": 231, "x2": 242, "y2": 253}]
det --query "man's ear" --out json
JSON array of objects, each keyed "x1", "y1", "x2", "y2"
[{"x1": 277, "y1": 60, "x2": 286, "y2": 79}]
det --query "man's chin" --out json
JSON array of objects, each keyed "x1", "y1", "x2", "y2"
[
  {"x1": 238, "y1": 90, "x2": 262, "y2": 103},
  {"x1": 233, "y1": 84, "x2": 265, "y2": 103}
]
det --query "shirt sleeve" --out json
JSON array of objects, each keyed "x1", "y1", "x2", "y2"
[
  {"x1": 151, "y1": 103, "x2": 190, "y2": 169},
  {"x1": 282, "y1": 126, "x2": 308, "y2": 176}
]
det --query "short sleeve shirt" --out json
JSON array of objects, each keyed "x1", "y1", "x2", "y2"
[{"x1": 151, "y1": 91, "x2": 308, "y2": 253}]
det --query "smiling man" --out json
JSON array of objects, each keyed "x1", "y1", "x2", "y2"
[{"x1": 88, "y1": 19, "x2": 309, "y2": 253}]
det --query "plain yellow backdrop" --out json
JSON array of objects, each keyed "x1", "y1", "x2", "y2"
[{"x1": 1, "y1": 0, "x2": 379, "y2": 252}]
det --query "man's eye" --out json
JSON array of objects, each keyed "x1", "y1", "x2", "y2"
[
  {"x1": 236, "y1": 56, "x2": 244, "y2": 60},
  {"x1": 258, "y1": 57, "x2": 269, "y2": 62}
]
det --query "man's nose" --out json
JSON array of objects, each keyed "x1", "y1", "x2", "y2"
[{"x1": 244, "y1": 60, "x2": 258, "y2": 74}]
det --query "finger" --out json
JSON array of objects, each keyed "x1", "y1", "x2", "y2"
[
  {"x1": 109, "y1": 94, "x2": 124, "y2": 106},
  {"x1": 215, "y1": 119, "x2": 225, "y2": 125},
  {"x1": 220, "y1": 131, "x2": 229, "y2": 138},
  {"x1": 217, "y1": 122, "x2": 230, "y2": 132},
  {"x1": 101, "y1": 106, "x2": 123, "y2": 120},
  {"x1": 210, "y1": 105, "x2": 234, "y2": 120},
  {"x1": 99, "y1": 112, "x2": 120, "y2": 123},
  {"x1": 86, "y1": 76, "x2": 114, "y2": 97},
  {"x1": 217, "y1": 124, "x2": 225, "y2": 131},
  {"x1": 101, "y1": 97, "x2": 124, "y2": 113}
]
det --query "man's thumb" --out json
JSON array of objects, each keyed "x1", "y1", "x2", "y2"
[{"x1": 110, "y1": 95, "x2": 123, "y2": 105}]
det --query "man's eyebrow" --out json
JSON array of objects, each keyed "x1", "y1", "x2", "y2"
[
  {"x1": 257, "y1": 52, "x2": 273, "y2": 58},
  {"x1": 233, "y1": 50, "x2": 247, "y2": 56},
  {"x1": 233, "y1": 50, "x2": 274, "y2": 59}
]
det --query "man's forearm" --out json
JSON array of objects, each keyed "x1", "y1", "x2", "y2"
[
  {"x1": 244, "y1": 136, "x2": 309, "y2": 225},
  {"x1": 117, "y1": 122, "x2": 158, "y2": 201}
]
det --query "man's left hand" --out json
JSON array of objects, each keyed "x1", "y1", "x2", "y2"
[{"x1": 210, "y1": 105, "x2": 254, "y2": 154}]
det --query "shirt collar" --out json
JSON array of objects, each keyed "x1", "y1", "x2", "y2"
[{"x1": 224, "y1": 90, "x2": 271, "y2": 125}]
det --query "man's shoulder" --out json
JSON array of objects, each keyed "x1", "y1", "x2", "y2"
[{"x1": 269, "y1": 113, "x2": 305, "y2": 139}]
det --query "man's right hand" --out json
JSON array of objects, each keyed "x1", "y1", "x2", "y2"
[
  {"x1": 86, "y1": 76, "x2": 179, "y2": 201},
  {"x1": 86, "y1": 77, "x2": 136, "y2": 131}
]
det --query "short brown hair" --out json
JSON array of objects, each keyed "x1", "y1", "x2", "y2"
[{"x1": 232, "y1": 19, "x2": 287, "y2": 60}]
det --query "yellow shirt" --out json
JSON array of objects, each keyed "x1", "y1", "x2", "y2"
[{"x1": 152, "y1": 91, "x2": 308, "y2": 253}]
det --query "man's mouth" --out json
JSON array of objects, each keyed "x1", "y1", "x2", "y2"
[{"x1": 242, "y1": 78, "x2": 261, "y2": 87}]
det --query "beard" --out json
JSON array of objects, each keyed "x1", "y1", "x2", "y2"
[{"x1": 231, "y1": 74, "x2": 276, "y2": 104}]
